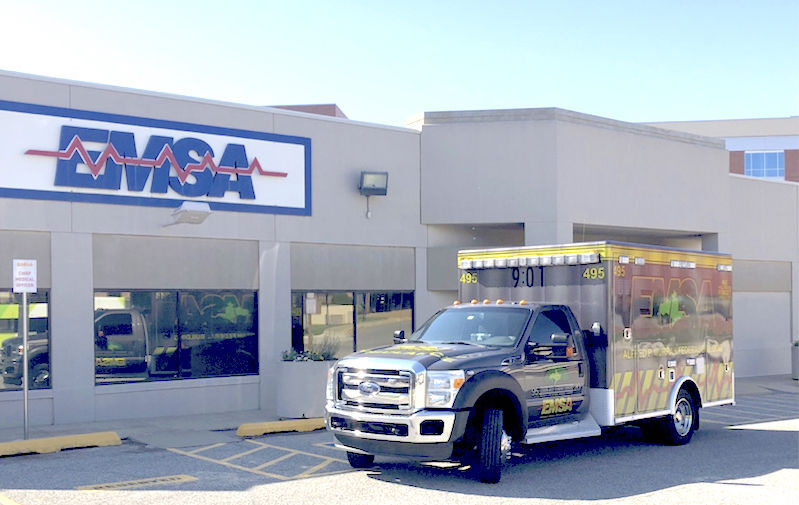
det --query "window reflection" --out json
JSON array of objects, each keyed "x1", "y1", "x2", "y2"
[
  {"x1": 94, "y1": 290, "x2": 257, "y2": 384},
  {"x1": 291, "y1": 291, "x2": 413, "y2": 358},
  {"x1": 0, "y1": 291, "x2": 50, "y2": 391}
]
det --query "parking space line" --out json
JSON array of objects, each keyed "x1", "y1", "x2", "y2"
[
  {"x1": 727, "y1": 404, "x2": 798, "y2": 416},
  {"x1": 703, "y1": 410, "x2": 763, "y2": 422},
  {"x1": 221, "y1": 445, "x2": 270, "y2": 463},
  {"x1": 246, "y1": 440, "x2": 347, "y2": 463},
  {"x1": 700, "y1": 417, "x2": 730, "y2": 425},
  {"x1": 187, "y1": 442, "x2": 227, "y2": 455},
  {"x1": 77, "y1": 474, "x2": 198, "y2": 492},
  {"x1": 294, "y1": 458, "x2": 335, "y2": 479},
  {"x1": 167, "y1": 447, "x2": 290, "y2": 481},
  {"x1": 737, "y1": 397, "x2": 798, "y2": 409},
  {"x1": 169, "y1": 438, "x2": 351, "y2": 481},
  {"x1": 252, "y1": 451, "x2": 296, "y2": 470}
]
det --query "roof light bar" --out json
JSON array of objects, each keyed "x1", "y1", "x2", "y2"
[
  {"x1": 459, "y1": 250, "x2": 600, "y2": 269},
  {"x1": 579, "y1": 252, "x2": 600, "y2": 264}
]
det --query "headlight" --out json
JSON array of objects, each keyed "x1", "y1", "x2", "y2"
[
  {"x1": 325, "y1": 365, "x2": 336, "y2": 401},
  {"x1": 426, "y1": 370, "x2": 465, "y2": 408}
]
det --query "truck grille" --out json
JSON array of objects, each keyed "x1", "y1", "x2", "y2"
[{"x1": 336, "y1": 367, "x2": 413, "y2": 412}]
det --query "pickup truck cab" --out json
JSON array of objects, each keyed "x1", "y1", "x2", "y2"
[{"x1": 327, "y1": 302, "x2": 596, "y2": 483}]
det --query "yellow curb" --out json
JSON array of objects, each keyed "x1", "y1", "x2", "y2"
[
  {"x1": 0, "y1": 431, "x2": 121, "y2": 457},
  {"x1": 236, "y1": 418, "x2": 325, "y2": 437}
]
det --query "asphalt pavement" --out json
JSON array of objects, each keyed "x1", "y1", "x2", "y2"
[{"x1": 0, "y1": 374, "x2": 796, "y2": 453}]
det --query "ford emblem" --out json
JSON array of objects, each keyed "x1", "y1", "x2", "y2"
[{"x1": 358, "y1": 381, "x2": 381, "y2": 396}]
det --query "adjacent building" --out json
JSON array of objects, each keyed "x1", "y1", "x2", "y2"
[{"x1": 0, "y1": 70, "x2": 796, "y2": 428}]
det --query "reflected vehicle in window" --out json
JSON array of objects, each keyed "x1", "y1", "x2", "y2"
[
  {"x1": 1, "y1": 295, "x2": 50, "y2": 390},
  {"x1": 94, "y1": 290, "x2": 258, "y2": 384}
]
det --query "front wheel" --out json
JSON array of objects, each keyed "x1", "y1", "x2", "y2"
[
  {"x1": 346, "y1": 451, "x2": 375, "y2": 469},
  {"x1": 30, "y1": 363, "x2": 50, "y2": 389},
  {"x1": 477, "y1": 408, "x2": 505, "y2": 483}
]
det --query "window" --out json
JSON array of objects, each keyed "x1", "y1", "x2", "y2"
[
  {"x1": 94, "y1": 290, "x2": 257, "y2": 384},
  {"x1": 355, "y1": 292, "x2": 414, "y2": 352},
  {"x1": 291, "y1": 291, "x2": 414, "y2": 358},
  {"x1": 0, "y1": 290, "x2": 50, "y2": 391},
  {"x1": 528, "y1": 309, "x2": 578, "y2": 358},
  {"x1": 410, "y1": 306, "x2": 529, "y2": 347},
  {"x1": 745, "y1": 151, "x2": 785, "y2": 179}
]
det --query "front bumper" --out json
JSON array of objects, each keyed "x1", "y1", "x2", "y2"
[
  {"x1": 1, "y1": 357, "x2": 22, "y2": 380},
  {"x1": 325, "y1": 404, "x2": 470, "y2": 459}
]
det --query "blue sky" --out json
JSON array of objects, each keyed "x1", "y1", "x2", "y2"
[{"x1": 1, "y1": 0, "x2": 797, "y2": 126}]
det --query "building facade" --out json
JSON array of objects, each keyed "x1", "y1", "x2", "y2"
[{"x1": 0, "y1": 71, "x2": 796, "y2": 428}]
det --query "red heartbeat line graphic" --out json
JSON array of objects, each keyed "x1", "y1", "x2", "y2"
[{"x1": 25, "y1": 136, "x2": 288, "y2": 184}]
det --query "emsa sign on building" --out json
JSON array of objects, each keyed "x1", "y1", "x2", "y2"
[{"x1": 0, "y1": 101, "x2": 311, "y2": 215}]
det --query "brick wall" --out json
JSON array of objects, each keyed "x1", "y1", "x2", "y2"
[
  {"x1": 729, "y1": 151, "x2": 745, "y2": 175},
  {"x1": 785, "y1": 149, "x2": 799, "y2": 182}
]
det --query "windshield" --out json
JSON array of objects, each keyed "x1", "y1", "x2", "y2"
[{"x1": 410, "y1": 307, "x2": 532, "y2": 347}]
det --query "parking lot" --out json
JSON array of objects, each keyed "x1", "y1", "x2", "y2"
[{"x1": 1, "y1": 388, "x2": 797, "y2": 505}]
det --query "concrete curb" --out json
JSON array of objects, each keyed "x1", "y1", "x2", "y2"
[
  {"x1": 0, "y1": 431, "x2": 121, "y2": 457},
  {"x1": 236, "y1": 418, "x2": 325, "y2": 437}
]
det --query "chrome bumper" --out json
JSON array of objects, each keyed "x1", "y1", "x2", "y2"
[{"x1": 326, "y1": 404, "x2": 457, "y2": 444}]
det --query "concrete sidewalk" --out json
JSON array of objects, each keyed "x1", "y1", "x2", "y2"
[
  {"x1": 1, "y1": 374, "x2": 796, "y2": 455},
  {"x1": 0, "y1": 409, "x2": 321, "y2": 451}
]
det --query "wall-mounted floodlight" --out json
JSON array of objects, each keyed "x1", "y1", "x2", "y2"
[
  {"x1": 169, "y1": 201, "x2": 212, "y2": 225},
  {"x1": 358, "y1": 171, "x2": 388, "y2": 196},
  {"x1": 358, "y1": 171, "x2": 388, "y2": 219}
]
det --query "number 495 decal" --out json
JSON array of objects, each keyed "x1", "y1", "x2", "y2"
[{"x1": 582, "y1": 267, "x2": 605, "y2": 280}]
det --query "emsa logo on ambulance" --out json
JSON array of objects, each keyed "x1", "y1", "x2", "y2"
[{"x1": 25, "y1": 125, "x2": 288, "y2": 199}]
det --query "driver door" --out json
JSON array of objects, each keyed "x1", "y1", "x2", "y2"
[{"x1": 520, "y1": 307, "x2": 587, "y2": 426}]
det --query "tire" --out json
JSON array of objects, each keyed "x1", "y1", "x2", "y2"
[
  {"x1": 477, "y1": 408, "x2": 504, "y2": 483},
  {"x1": 30, "y1": 363, "x2": 50, "y2": 389},
  {"x1": 660, "y1": 389, "x2": 696, "y2": 445},
  {"x1": 346, "y1": 451, "x2": 375, "y2": 469},
  {"x1": 642, "y1": 389, "x2": 696, "y2": 445}
]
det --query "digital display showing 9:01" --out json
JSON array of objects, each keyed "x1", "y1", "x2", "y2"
[{"x1": 511, "y1": 266, "x2": 536, "y2": 287}]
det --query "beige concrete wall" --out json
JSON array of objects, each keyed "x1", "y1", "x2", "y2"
[
  {"x1": 290, "y1": 243, "x2": 414, "y2": 291},
  {"x1": 0, "y1": 231, "x2": 52, "y2": 288},
  {"x1": 728, "y1": 177, "x2": 799, "y2": 261},
  {"x1": 420, "y1": 110, "x2": 558, "y2": 225},
  {"x1": 273, "y1": 115, "x2": 424, "y2": 248},
  {"x1": 556, "y1": 118, "x2": 730, "y2": 235},
  {"x1": 648, "y1": 117, "x2": 799, "y2": 138},
  {"x1": 93, "y1": 234, "x2": 260, "y2": 290}
]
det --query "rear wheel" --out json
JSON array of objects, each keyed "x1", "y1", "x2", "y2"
[
  {"x1": 641, "y1": 388, "x2": 696, "y2": 445},
  {"x1": 346, "y1": 451, "x2": 375, "y2": 468},
  {"x1": 477, "y1": 408, "x2": 505, "y2": 483},
  {"x1": 661, "y1": 389, "x2": 696, "y2": 445}
]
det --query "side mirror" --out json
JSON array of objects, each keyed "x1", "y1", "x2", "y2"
[
  {"x1": 393, "y1": 330, "x2": 406, "y2": 344},
  {"x1": 526, "y1": 333, "x2": 571, "y2": 360}
]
